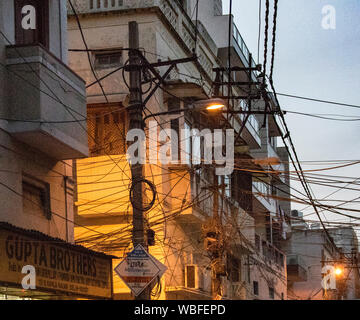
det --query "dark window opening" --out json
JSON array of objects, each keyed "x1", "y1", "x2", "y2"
[
  {"x1": 185, "y1": 265, "x2": 196, "y2": 288},
  {"x1": 22, "y1": 175, "x2": 51, "y2": 220},
  {"x1": 167, "y1": 98, "x2": 181, "y2": 113},
  {"x1": 94, "y1": 51, "x2": 123, "y2": 69},
  {"x1": 269, "y1": 287, "x2": 275, "y2": 299},
  {"x1": 178, "y1": 0, "x2": 187, "y2": 10},
  {"x1": 253, "y1": 281, "x2": 259, "y2": 296},
  {"x1": 255, "y1": 234, "x2": 261, "y2": 252},
  {"x1": 227, "y1": 255, "x2": 240, "y2": 282}
]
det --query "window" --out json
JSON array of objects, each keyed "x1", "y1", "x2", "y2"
[
  {"x1": 15, "y1": 0, "x2": 49, "y2": 48},
  {"x1": 269, "y1": 287, "x2": 275, "y2": 299},
  {"x1": 255, "y1": 234, "x2": 261, "y2": 252},
  {"x1": 87, "y1": 104, "x2": 128, "y2": 156},
  {"x1": 178, "y1": 0, "x2": 187, "y2": 10},
  {"x1": 171, "y1": 118, "x2": 180, "y2": 162},
  {"x1": 227, "y1": 255, "x2": 240, "y2": 282},
  {"x1": 90, "y1": 0, "x2": 124, "y2": 9},
  {"x1": 168, "y1": 99, "x2": 184, "y2": 163},
  {"x1": 214, "y1": 0, "x2": 222, "y2": 16},
  {"x1": 185, "y1": 265, "x2": 198, "y2": 289},
  {"x1": 94, "y1": 51, "x2": 123, "y2": 69},
  {"x1": 22, "y1": 175, "x2": 51, "y2": 220},
  {"x1": 280, "y1": 253, "x2": 284, "y2": 268},
  {"x1": 253, "y1": 281, "x2": 259, "y2": 296},
  {"x1": 224, "y1": 175, "x2": 231, "y2": 198},
  {"x1": 232, "y1": 171, "x2": 253, "y2": 213},
  {"x1": 269, "y1": 136, "x2": 277, "y2": 149},
  {"x1": 184, "y1": 122, "x2": 191, "y2": 165}
]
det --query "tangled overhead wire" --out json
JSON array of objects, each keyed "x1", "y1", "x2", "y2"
[{"x1": 129, "y1": 178, "x2": 157, "y2": 212}]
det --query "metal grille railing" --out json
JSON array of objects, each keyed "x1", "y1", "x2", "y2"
[{"x1": 87, "y1": 109, "x2": 127, "y2": 156}]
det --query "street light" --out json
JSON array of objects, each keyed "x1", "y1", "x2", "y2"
[
  {"x1": 195, "y1": 98, "x2": 226, "y2": 111},
  {"x1": 143, "y1": 98, "x2": 226, "y2": 122},
  {"x1": 335, "y1": 266, "x2": 344, "y2": 277}
]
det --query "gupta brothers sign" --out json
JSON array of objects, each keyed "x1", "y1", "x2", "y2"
[{"x1": 0, "y1": 226, "x2": 113, "y2": 299}]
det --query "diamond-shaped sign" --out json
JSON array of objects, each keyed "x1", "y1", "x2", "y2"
[{"x1": 114, "y1": 245, "x2": 161, "y2": 296}]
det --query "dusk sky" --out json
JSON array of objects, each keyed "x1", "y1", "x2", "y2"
[{"x1": 223, "y1": 0, "x2": 360, "y2": 226}]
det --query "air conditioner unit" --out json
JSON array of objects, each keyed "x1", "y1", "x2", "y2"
[{"x1": 185, "y1": 265, "x2": 202, "y2": 290}]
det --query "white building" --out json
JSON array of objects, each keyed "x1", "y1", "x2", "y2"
[{"x1": 68, "y1": 0, "x2": 290, "y2": 300}]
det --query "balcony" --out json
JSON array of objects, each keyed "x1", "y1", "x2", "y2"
[
  {"x1": 225, "y1": 99, "x2": 261, "y2": 149},
  {"x1": 232, "y1": 23, "x2": 257, "y2": 70},
  {"x1": 287, "y1": 254, "x2": 307, "y2": 282},
  {"x1": 68, "y1": 0, "x2": 216, "y2": 81},
  {"x1": 236, "y1": 100, "x2": 261, "y2": 149},
  {"x1": 228, "y1": 113, "x2": 261, "y2": 150},
  {"x1": 250, "y1": 136, "x2": 287, "y2": 184},
  {"x1": 5, "y1": 44, "x2": 88, "y2": 160},
  {"x1": 255, "y1": 233, "x2": 285, "y2": 270},
  {"x1": 215, "y1": 19, "x2": 258, "y2": 82},
  {"x1": 252, "y1": 180, "x2": 277, "y2": 214}
]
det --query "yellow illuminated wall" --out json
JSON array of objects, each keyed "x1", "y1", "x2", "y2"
[{"x1": 74, "y1": 155, "x2": 192, "y2": 299}]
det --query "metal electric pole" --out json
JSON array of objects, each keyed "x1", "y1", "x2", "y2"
[{"x1": 127, "y1": 21, "x2": 150, "y2": 300}]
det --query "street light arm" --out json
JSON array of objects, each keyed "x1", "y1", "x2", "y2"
[
  {"x1": 143, "y1": 98, "x2": 226, "y2": 122},
  {"x1": 143, "y1": 107, "x2": 191, "y2": 122}
]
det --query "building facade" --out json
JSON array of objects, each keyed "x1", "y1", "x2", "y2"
[
  {"x1": 68, "y1": 0, "x2": 291, "y2": 300},
  {"x1": 283, "y1": 211, "x2": 360, "y2": 300},
  {"x1": 0, "y1": 0, "x2": 113, "y2": 300}
]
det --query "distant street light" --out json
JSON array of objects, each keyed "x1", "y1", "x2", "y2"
[{"x1": 335, "y1": 267, "x2": 344, "y2": 277}]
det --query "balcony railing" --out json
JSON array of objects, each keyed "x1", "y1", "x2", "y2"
[
  {"x1": 255, "y1": 233, "x2": 285, "y2": 269},
  {"x1": 232, "y1": 23, "x2": 257, "y2": 68},
  {"x1": 229, "y1": 99, "x2": 261, "y2": 148},
  {"x1": 253, "y1": 181, "x2": 269, "y2": 198},
  {"x1": 252, "y1": 181, "x2": 277, "y2": 212},
  {"x1": 239, "y1": 100, "x2": 260, "y2": 134}
]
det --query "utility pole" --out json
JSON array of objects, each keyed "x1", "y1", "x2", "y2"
[
  {"x1": 212, "y1": 173, "x2": 221, "y2": 299},
  {"x1": 127, "y1": 21, "x2": 150, "y2": 300}
]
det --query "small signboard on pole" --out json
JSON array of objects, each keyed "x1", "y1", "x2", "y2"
[{"x1": 114, "y1": 245, "x2": 166, "y2": 297}]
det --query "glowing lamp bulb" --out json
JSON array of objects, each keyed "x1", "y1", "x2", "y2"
[
  {"x1": 206, "y1": 104, "x2": 225, "y2": 111},
  {"x1": 335, "y1": 268, "x2": 343, "y2": 276}
]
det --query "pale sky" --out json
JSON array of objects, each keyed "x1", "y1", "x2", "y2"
[{"x1": 223, "y1": 0, "x2": 360, "y2": 227}]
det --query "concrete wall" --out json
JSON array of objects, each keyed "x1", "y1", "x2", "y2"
[
  {"x1": 0, "y1": 129, "x2": 75, "y2": 241},
  {"x1": 0, "y1": 1, "x2": 79, "y2": 242},
  {"x1": 283, "y1": 230, "x2": 337, "y2": 300},
  {"x1": 328, "y1": 227, "x2": 360, "y2": 300}
]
